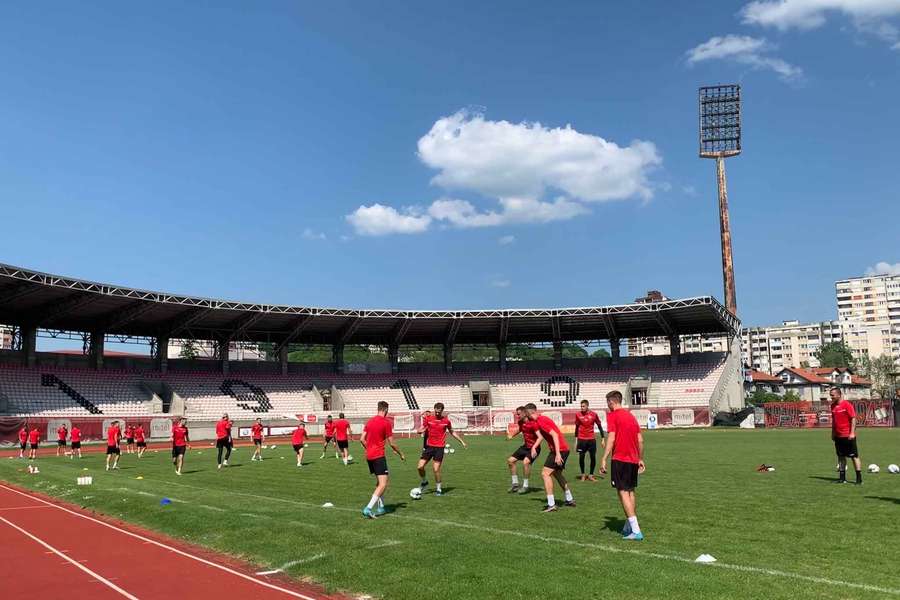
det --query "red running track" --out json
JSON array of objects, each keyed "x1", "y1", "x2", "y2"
[{"x1": 0, "y1": 483, "x2": 346, "y2": 600}]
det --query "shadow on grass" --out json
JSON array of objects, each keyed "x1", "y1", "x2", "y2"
[
  {"x1": 808, "y1": 476, "x2": 842, "y2": 483},
  {"x1": 865, "y1": 496, "x2": 900, "y2": 505},
  {"x1": 383, "y1": 502, "x2": 407, "y2": 513},
  {"x1": 602, "y1": 516, "x2": 627, "y2": 534}
]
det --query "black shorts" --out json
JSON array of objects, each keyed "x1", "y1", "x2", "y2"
[
  {"x1": 367, "y1": 457, "x2": 389, "y2": 476},
  {"x1": 611, "y1": 459, "x2": 639, "y2": 491},
  {"x1": 543, "y1": 450, "x2": 570, "y2": 471},
  {"x1": 20, "y1": 442, "x2": 26, "y2": 450},
  {"x1": 834, "y1": 437, "x2": 859, "y2": 458},
  {"x1": 71, "y1": 441, "x2": 81, "y2": 449},
  {"x1": 126, "y1": 438, "x2": 135, "y2": 445},
  {"x1": 337, "y1": 440, "x2": 349, "y2": 450},
  {"x1": 324, "y1": 436, "x2": 334, "y2": 444},
  {"x1": 254, "y1": 439, "x2": 263, "y2": 446},
  {"x1": 136, "y1": 441, "x2": 146, "y2": 448},
  {"x1": 57, "y1": 440, "x2": 67, "y2": 447},
  {"x1": 511, "y1": 444, "x2": 540, "y2": 462},
  {"x1": 420, "y1": 445, "x2": 445, "y2": 462},
  {"x1": 216, "y1": 438, "x2": 230, "y2": 449},
  {"x1": 293, "y1": 444, "x2": 304, "y2": 453},
  {"x1": 172, "y1": 445, "x2": 186, "y2": 457},
  {"x1": 106, "y1": 445, "x2": 120, "y2": 455},
  {"x1": 576, "y1": 439, "x2": 597, "y2": 454},
  {"x1": 29, "y1": 443, "x2": 38, "y2": 450}
]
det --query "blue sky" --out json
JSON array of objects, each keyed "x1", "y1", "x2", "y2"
[{"x1": 1, "y1": 1, "x2": 898, "y2": 332}]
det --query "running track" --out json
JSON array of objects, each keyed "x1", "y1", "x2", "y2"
[{"x1": 0, "y1": 483, "x2": 345, "y2": 600}]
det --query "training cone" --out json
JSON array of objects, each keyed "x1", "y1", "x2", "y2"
[{"x1": 695, "y1": 554, "x2": 717, "y2": 563}]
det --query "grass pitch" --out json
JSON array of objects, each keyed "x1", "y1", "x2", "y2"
[{"x1": 2, "y1": 428, "x2": 899, "y2": 599}]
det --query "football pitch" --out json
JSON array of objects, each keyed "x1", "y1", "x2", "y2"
[{"x1": 2, "y1": 428, "x2": 899, "y2": 599}]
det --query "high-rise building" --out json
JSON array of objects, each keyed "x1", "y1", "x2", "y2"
[
  {"x1": 835, "y1": 273, "x2": 899, "y2": 361},
  {"x1": 740, "y1": 320, "x2": 843, "y2": 373}
]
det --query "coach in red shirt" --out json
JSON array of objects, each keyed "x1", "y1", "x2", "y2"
[
  {"x1": 830, "y1": 387, "x2": 862, "y2": 484},
  {"x1": 600, "y1": 390, "x2": 645, "y2": 541}
]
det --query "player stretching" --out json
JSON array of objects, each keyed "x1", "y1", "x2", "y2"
[
  {"x1": 321, "y1": 415, "x2": 337, "y2": 459},
  {"x1": 215, "y1": 413, "x2": 233, "y2": 469},
  {"x1": 574, "y1": 400, "x2": 605, "y2": 481},
  {"x1": 291, "y1": 421, "x2": 308, "y2": 467},
  {"x1": 334, "y1": 413, "x2": 352, "y2": 465},
  {"x1": 105, "y1": 420, "x2": 122, "y2": 471},
  {"x1": 172, "y1": 417, "x2": 190, "y2": 475},
  {"x1": 56, "y1": 423, "x2": 68, "y2": 457},
  {"x1": 524, "y1": 403, "x2": 574, "y2": 512},
  {"x1": 417, "y1": 403, "x2": 468, "y2": 496},
  {"x1": 830, "y1": 387, "x2": 862, "y2": 485},
  {"x1": 506, "y1": 406, "x2": 540, "y2": 494},
  {"x1": 70, "y1": 424, "x2": 82, "y2": 458},
  {"x1": 124, "y1": 423, "x2": 135, "y2": 455},
  {"x1": 134, "y1": 423, "x2": 147, "y2": 458},
  {"x1": 18, "y1": 423, "x2": 28, "y2": 458},
  {"x1": 600, "y1": 390, "x2": 645, "y2": 541},
  {"x1": 251, "y1": 418, "x2": 265, "y2": 462},
  {"x1": 27, "y1": 425, "x2": 40, "y2": 460},
  {"x1": 360, "y1": 401, "x2": 405, "y2": 518}
]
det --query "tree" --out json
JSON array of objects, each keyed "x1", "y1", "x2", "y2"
[
  {"x1": 591, "y1": 348, "x2": 611, "y2": 358},
  {"x1": 748, "y1": 389, "x2": 781, "y2": 405},
  {"x1": 179, "y1": 340, "x2": 200, "y2": 360},
  {"x1": 814, "y1": 342, "x2": 855, "y2": 369},
  {"x1": 782, "y1": 390, "x2": 802, "y2": 402},
  {"x1": 857, "y1": 354, "x2": 898, "y2": 399}
]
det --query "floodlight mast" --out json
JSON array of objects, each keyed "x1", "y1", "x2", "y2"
[{"x1": 699, "y1": 84, "x2": 741, "y2": 316}]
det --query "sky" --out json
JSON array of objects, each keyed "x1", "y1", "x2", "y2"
[{"x1": 1, "y1": 0, "x2": 899, "y2": 337}]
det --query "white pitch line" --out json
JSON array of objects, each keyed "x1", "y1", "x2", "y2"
[
  {"x1": 0, "y1": 485, "x2": 323, "y2": 600},
  {"x1": 0, "y1": 515, "x2": 140, "y2": 600},
  {"x1": 257, "y1": 554, "x2": 327, "y2": 575},
  {"x1": 365, "y1": 540, "x2": 402, "y2": 550}
]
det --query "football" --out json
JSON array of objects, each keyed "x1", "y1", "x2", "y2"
[
  {"x1": 867, "y1": 464, "x2": 880, "y2": 473},
  {"x1": 888, "y1": 464, "x2": 900, "y2": 474},
  {"x1": 409, "y1": 487, "x2": 423, "y2": 500}
]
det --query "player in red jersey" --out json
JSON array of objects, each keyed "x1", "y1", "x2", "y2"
[
  {"x1": 27, "y1": 426, "x2": 40, "y2": 460},
  {"x1": 124, "y1": 424, "x2": 135, "y2": 455},
  {"x1": 56, "y1": 423, "x2": 68, "y2": 456},
  {"x1": 334, "y1": 413, "x2": 353, "y2": 465},
  {"x1": 830, "y1": 387, "x2": 862, "y2": 484},
  {"x1": 70, "y1": 424, "x2": 82, "y2": 458},
  {"x1": 105, "y1": 420, "x2": 122, "y2": 471},
  {"x1": 600, "y1": 390, "x2": 646, "y2": 541},
  {"x1": 171, "y1": 417, "x2": 190, "y2": 475},
  {"x1": 360, "y1": 401, "x2": 405, "y2": 518},
  {"x1": 506, "y1": 406, "x2": 541, "y2": 494},
  {"x1": 416, "y1": 402, "x2": 468, "y2": 496},
  {"x1": 250, "y1": 418, "x2": 265, "y2": 462},
  {"x1": 18, "y1": 424, "x2": 28, "y2": 458},
  {"x1": 291, "y1": 421, "x2": 308, "y2": 467},
  {"x1": 574, "y1": 400, "x2": 605, "y2": 481},
  {"x1": 321, "y1": 415, "x2": 338, "y2": 459},
  {"x1": 215, "y1": 413, "x2": 233, "y2": 469},
  {"x1": 134, "y1": 423, "x2": 147, "y2": 458},
  {"x1": 524, "y1": 403, "x2": 574, "y2": 512}
]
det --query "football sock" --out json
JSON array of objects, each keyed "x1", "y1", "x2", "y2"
[
  {"x1": 366, "y1": 494, "x2": 379, "y2": 510},
  {"x1": 546, "y1": 495, "x2": 556, "y2": 507},
  {"x1": 628, "y1": 516, "x2": 641, "y2": 534},
  {"x1": 511, "y1": 475, "x2": 519, "y2": 485},
  {"x1": 564, "y1": 488, "x2": 574, "y2": 502},
  {"x1": 420, "y1": 479, "x2": 428, "y2": 487},
  {"x1": 522, "y1": 479, "x2": 529, "y2": 488},
  {"x1": 855, "y1": 470, "x2": 862, "y2": 483},
  {"x1": 377, "y1": 497, "x2": 384, "y2": 509},
  {"x1": 838, "y1": 468, "x2": 846, "y2": 481},
  {"x1": 436, "y1": 483, "x2": 442, "y2": 492}
]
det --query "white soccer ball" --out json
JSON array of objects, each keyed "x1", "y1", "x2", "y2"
[
  {"x1": 867, "y1": 464, "x2": 880, "y2": 473},
  {"x1": 888, "y1": 464, "x2": 900, "y2": 474},
  {"x1": 346, "y1": 455, "x2": 353, "y2": 462},
  {"x1": 448, "y1": 448, "x2": 455, "y2": 454},
  {"x1": 409, "y1": 487, "x2": 423, "y2": 500},
  {"x1": 445, "y1": 444, "x2": 451, "y2": 449}
]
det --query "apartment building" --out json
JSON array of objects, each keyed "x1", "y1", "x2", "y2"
[{"x1": 835, "y1": 273, "x2": 900, "y2": 361}]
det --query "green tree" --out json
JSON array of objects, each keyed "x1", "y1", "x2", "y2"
[
  {"x1": 748, "y1": 389, "x2": 781, "y2": 405},
  {"x1": 782, "y1": 390, "x2": 802, "y2": 402},
  {"x1": 591, "y1": 348, "x2": 611, "y2": 358},
  {"x1": 814, "y1": 342, "x2": 855, "y2": 369},
  {"x1": 179, "y1": 340, "x2": 200, "y2": 360},
  {"x1": 857, "y1": 354, "x2": 898, "y2": 398}
]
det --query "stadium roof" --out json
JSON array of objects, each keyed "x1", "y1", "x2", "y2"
[{"x1": 0, "y1": 263, "x2": 740, "y2": 347}]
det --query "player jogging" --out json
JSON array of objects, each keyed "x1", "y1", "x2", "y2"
[
  {"x1": 124, "y1": 424, "x2": 135, "y2": 455},
  {"x1": 830, "y1": 387, "x2": 862, "y2": 485},
  {"x1": 600, "y1": 390, "x2": 645, "y2": 541},
  {"x1": 215, "y1": 413, "x2": 233, "y2": 469},
  {"x1": 524, "y1": 403, "x2": 575, "y2": 512},
  {"x1": 506, "y1": 406, "x2": 541, "y2": 494},
  {"x1": 134, "y1": 423, "x2": 147, "y2": 458},
  {"x1": 172, "y1": 417, "x2": 190, "y2": 475},
  {"x1": 321, "y1": 415, "x2": 337, "y2": 459},
  {"x1": 360, "y1": 401, "x2": 405, "y2": 519},
  {"x1": 334, "y1": 413, "x2": 352, "y2": 465},
  {"x1": 56, "y1": 423, "x2": 68, "y2": 456},
  {"x1": 574, "y1": 400, "x2": 605, "y2": 481},
  {"x1": 27, "y1": 426, "x2": 40, "y2": 460},
  {"x1": 105, "y1": 420, "x2": 122, "y2": 471},
  {"x1": 417, "y1": 402, "x2": 468, "y2": 496},
  {"x1": 70, "y1": 424, "x2": 82, "y2": 458},
  {"x1": 291, "y1": 421, "x2": 308, "y2": 467},
  {"x1": 251, "y1": 418, "x2": 265, "y2": 462},
  {"x1": 18, "y1": 424, "x2": 28, "y2": 458}
]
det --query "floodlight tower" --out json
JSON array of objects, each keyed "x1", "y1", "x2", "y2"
[{"x1": 699, "y1": 84, "x2": 741, "y2": 316}]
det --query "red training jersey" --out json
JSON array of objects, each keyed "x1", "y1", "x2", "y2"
[
  {"x1": 70, "y1": 427, "x2": 81, "y2": 443},
  {"x1": 18, "y1": 428, "x2": 27, "y2": 443},
  {"x1": 324, "y1": 421, "x2": 336, "y2": 437},
  {"x1": 423, "y1": 415, "x2": 452, "y2": 447},
  {"x1": 251, "y1": 423, "x2": 264, "y2": 440},
  {"x1": 574, "y1": 410, "x2": 603, "y2": 441},
  {"x1": 28, "y1": 429, "x2": 40, "y2": 444},
  {"x1": 57, "y1": 426, "x2": 68, "y2": 441},
  {"x1": 125, "y1": 425, "x2": 134, "y2": 438},
  {"x1": 535, "y1": 415, "x2": 568, "y2": 453},
  {"x1": 215, "y1": 420, "x2": 229, "y2": 440},
  {"x1": 607, "y1": 408, "x2": 641, "y2": 464},
  {"x1": 831, "y1": 399, "x2": 856, "y2": 438},
  {"x1": 363, "y1": 415, "x2": 393, "y2": 460},
  {"x1": 519, "y1": 418, "x2": 540, "y2": 448},
  {"x1": 334, "y1": 419, "x2": 351, "y2": 442},
  {"x1": 134, "y1": 426, "x2": 145, "y2": 443},
  {"x1": 107, "y1": 426, "x2": 120, "y2": 447},
  {"x1": 291, "y1": 427, "x2": 307, "y2": 445},
  {"x1": 172, "y1": 424, "x2": 189, "y2": 447}
]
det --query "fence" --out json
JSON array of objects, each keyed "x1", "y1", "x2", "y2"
[{"x1": 762, "y1": 400, "x2": 894, "y2": 429}]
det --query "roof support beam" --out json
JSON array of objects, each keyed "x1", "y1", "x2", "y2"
[
  {"x1": 272, "y1": 315, "x2": 313, "y2": 356},
  {"x1": 445, "y1": 318, "x2": 461, "y2": 346},
  {"x1": 225, "y1": 311, "x2": 266, "y2": 341},
  {"x1": 101, "y1": 300, "x2": 157, "y2": 332},
  {"x1": 27, "y1": 293, "x2": 98, "y2": 327},
  {"x1": 159, "y1": 307, "x2": 214, "y2": 338},
  {"x1": 601, "y1": 314, "x2": 618, "y2": 340},
  {"x1": 654, "y1": 311, "x2": 675, "y2": 338},
  {"x1": 339, "y1": 317, "x2": 363, "y2": 345},
  {"x1": 498, "y1": 317, "x2": 509, "y2": 345},
  {"x1": 551, "y1": 316, "x2": 561, "y2": 342},
  {"x1": 392, "y1": 319, "x2": 413, "y2": 346}
]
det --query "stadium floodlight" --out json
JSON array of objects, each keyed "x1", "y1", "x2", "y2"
[{"x1": 699, "y1": 84, "x2": 741, "y2": 316}]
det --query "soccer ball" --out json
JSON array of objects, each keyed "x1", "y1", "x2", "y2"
[
  {"x1": 445, "y1": 444, "x2": 451, "y2": 449},
  {"x1": 888, "y1": 464, "x2": 900, "y2": 474},
  {"x1": 867, "y1": 464, "x2": 880, "y2": 473},
  {"x1": 409, "y1": 487, "x2": 423, "y2": 500},
  {"x1": 448, "y1": 448, "x2": 456, "y2": 454},
  {"x1": 346, "y1": 455, "x2": 353, "y2": 462}
]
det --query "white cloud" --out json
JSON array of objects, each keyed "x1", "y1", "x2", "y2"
[
  {"x1": 498, "y1": 235, "x2": 516, "y2": 245},
  {"x1": 682, "y1": 185, "x2": 698, "y2": 197},
  {"x1": 417, "y1": 110, "x2": 661, "y2": 203},
  {"x1": 490, "y1": 278, "x2": 511, "y2": 288},
  {"x1": 345, "y1": 203, "x2": 432, "y2": 236},
  {"x1": 866, "y1": 261, "x2": 900, "y2": 276},
  {"x1": 427, "y1": 197, "x2": 588, "y2": 229},
  {"x1": 686, "y1": 35, "x2": 803, "y2": 81},
  {"x1": 301, "y1": 228, "x2": 327, "y2": 241}
]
